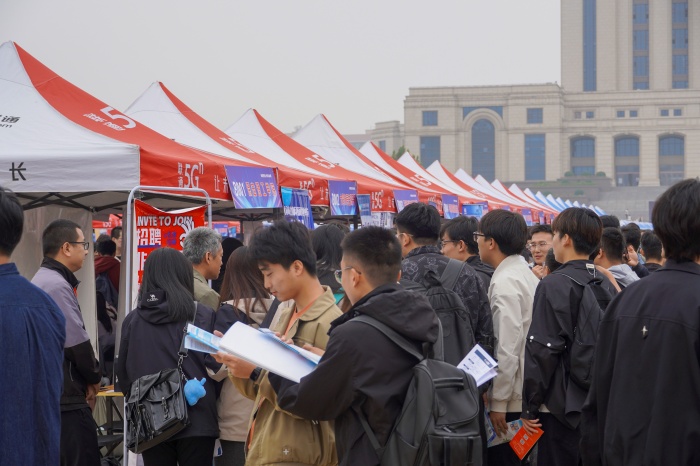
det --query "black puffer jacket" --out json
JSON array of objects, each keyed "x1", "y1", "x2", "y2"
[
  {"x1": 269, "y1": 284, "x2": 440, "y2": 466},
  {"x1": 116, "y1": 290, "x2": 220, "y2": 440}
]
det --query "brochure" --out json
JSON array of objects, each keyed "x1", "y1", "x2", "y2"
[
  {"x1": 484, "y1": 412, "x2": 523, "y2": 448},
  {"x1": 456, "y1": 344, "x2": 498, "y2": 386},
  {"x1": 184, "y1": 322, "x2": 319, "y2": 382},
  {"x1": 509, "y1": 426, "x2": 544, "y2": 460}
]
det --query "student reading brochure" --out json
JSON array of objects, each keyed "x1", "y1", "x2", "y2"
[{"x1": 185, "y1": 322, "x2": 319, "y2": 383}]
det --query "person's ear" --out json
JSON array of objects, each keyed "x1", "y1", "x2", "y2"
[
  {"x1": 458, "y1": 240, "x2": 466, "y2": 253},
  {"x1": 292, "y1": 259, "x2": 304, "y2": 276}
]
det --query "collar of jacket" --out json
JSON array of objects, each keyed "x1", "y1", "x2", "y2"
[
  {"x1": 658, "y1": 258, "x2": 700, "y2": 275},
  {"x1": 0, "y1": 262, "x2": 19, "y2": 277},
  {"x1": 405, "y1": 244, "x2": 441, "y2": 258},
  {"x1": 41, "y1": 257, "x2": 79, "y2": 289},
  {"x1": 193, "y1": 268, "x2": 208, "y2": 285},
  {"x1": 288, "y1": 285, "x2": 338, "y2": 323}
]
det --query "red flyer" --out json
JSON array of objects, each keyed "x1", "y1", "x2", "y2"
[{"x1": 509, "y1": 426, "x2": 544, "y2": 460}]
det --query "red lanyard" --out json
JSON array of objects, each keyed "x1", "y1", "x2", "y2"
[{"x1": 283, "y1": 295, "x2": 320, "y2": 339}]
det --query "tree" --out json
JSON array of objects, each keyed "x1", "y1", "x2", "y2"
[{"x1": 391, "y1": 145, "x2": 407, "y2": 160}]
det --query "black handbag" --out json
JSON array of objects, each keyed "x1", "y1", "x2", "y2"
[{"x1": 125, "y1": 303, "x2": 198, "y2": 453}]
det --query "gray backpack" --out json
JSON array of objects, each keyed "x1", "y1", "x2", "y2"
[{"x1": 353, "y1": 315, "x2": 482, "y2": 466}]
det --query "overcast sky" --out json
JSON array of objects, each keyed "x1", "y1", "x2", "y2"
[{"x1": 1, "y1": 0, "x2": 560, "y2": 134}]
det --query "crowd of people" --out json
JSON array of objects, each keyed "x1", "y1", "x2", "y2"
[{"x1": 1, "y1": 177, "x2": 699, "y2": 466}]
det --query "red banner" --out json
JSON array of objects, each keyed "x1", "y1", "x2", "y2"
[{"x1": 134, "y1": 200, "x2": 207, "y2": 284}]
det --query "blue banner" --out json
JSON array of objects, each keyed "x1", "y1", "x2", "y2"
[
  {"x1": 522, "y1": 208, "x2": 533, "y2": 226},
  {"x1": 393, "y1": 189, "x2": 419, "y2": 212},
  {"x1": 329, "y1": 180, "x2": 357, "y2": 216},
  {"x1": 462, "y1": 203, "x2": 486, "y2": 219},
  {"x1": 226, "y1": 166, "x2": 282, "y2": 209},
  {"x1": 501, "y1": 205, "x2": 511, "y2": 211},
  {"x1": 356, "y1": 194, "x2": 373, "y2": 226},
  {"x1": 442, "y1": 195, "x2": 459, "y2": 219},
  {"x1": 538, "y1": 211, "x2": 545, "y2": 224},
  {"x1": 281, "y1": 187, "x2": 314, "y2": 229}
]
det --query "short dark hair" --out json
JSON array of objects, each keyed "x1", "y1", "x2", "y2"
[
  {"x1": 528, "y1": 224, "x2": 553, "y2": 239},
  {"x1": 641, "y1": 231, "x2": 663, "y2": 261},
  {"x1": 250, "y1": 220, "x2": 317, "y2": 276},
  {"x1": 545, "y1": 248, "x2": 562, "y2": 273},
  {"x1": 395, "y1": 203, "x2": 441, "y2": 244},
  {"x1": 440, "y1": 216, "x2": 479, "y2": 255},
  {"x1": 0, "y1": 186, "x2": 24, "y2": 257},
  {"x1": 551, "y1": 207, "x2": 603, "y2": 256},
  {"x1": 600, "y1": 215, "x2": 621, "y2": 229},
  {"x1": 139, "y1": 248, "x2": 194, "y2": 322},
  {"x1": 96, "y1": 239, "x2": 117, "y2": 256},
  {"x1": 652, "y1": 178, "x2": 700, "y2": 262},
  {"x1": 600, "y1": 227, "x2": 626, "y2": 263},
  {"x1": 110, "y1": 226, "x2": 122, "y2": 240},
  {"x1": 42, "y1": 219, "x2": 81, "y2": 257},
  {"x1": 479, "y1": 210, "x2": 528, "y2": 256},
  {"x1": 341, "y1": 226, "x2": 402, "y2": 287},
  {"x1": 621, "y1": 223, "x2": 642, "y2": 250}
]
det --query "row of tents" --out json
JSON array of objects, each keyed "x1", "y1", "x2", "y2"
[{"x1": 0, "y1": 41, "x2": 605, "y2": 222}]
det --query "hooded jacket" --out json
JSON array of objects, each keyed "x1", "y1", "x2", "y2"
[
  {"x1": 94, "y1": 255, "x2": 120, "y2": 290},
  {"x1": 229, "y1": 286, "x2": 342, "y2": 465},
  {"x1": 269, "y1": 284, "x2": 440, "y2": 466},
  {"x1": 115, "y1": 290, "x2": 220, "y2": 440},
  {"x1": 31, "y1": 258, "x2": 101, "y2": 411}
]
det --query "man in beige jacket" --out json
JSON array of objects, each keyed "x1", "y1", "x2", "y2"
[
  {"x1": 476, "y1": 210, "x2": 540, "y2": 466},
  {"x1": 183, "y1": 227, "x2": 223, "y2": 311},
  {"x1": 215, "y1": 221, "x2": 341, "y2": 466}
]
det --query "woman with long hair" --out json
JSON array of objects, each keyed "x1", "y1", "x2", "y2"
[
  {"x1": 212, "y1": 246, "x2": 274, "y2": 466},
  {"x1": 116, "y1": 247, "x2": 219, "y2": 466}
]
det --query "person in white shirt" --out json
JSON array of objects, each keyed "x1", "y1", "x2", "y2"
[{"x1": 476, "y1": 210, "x2": 540, "y2": 466}]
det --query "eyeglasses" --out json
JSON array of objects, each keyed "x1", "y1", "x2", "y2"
[
  {"x1": 528, "y1": 241, "x2": 551, "y2": 250},
  {"x1": 473, "y1": 232, "x2": 486, "y2": 242},
  {"x1": 334, "y1": 266, "x2": 361, "y2": 284},
  {"x1": 440, "y1": 240, "x2": 460, "y2": 248},
  {"x1": 68, "y1": 241, "x2": 90, "y2": 250}
]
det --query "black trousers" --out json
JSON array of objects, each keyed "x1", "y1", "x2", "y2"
[
  {"x1": 142, "y1": 436, "x2": 216, "y2": 466},
  {"x1": 60, "y1": 408, "x2": 101, "y2": 466},
  {"x1": 537, "y1": 413, "x2": 580, "y2": 466},
  {"x1": 214, "y1": 440, "x2": 246, "y2": 466}
]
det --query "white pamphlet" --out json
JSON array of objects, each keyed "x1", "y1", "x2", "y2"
[
  {"x1": 456, "y1": 343, "x2": 498, "y2": 387},
  {"x1": 484, "y1": 410, "x2": 523, "y2": 447}
]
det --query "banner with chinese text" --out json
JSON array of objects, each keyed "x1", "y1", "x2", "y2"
[
  {"x1": 225, "y1": 166, "x2": 282, "y2": 209},
  {"x1": 134, "y1": 200, "x2": 207, "y2": 284},
  {"x1": 356, "y1": 194, "x2": 374, "y2": 226},
  {"x1": 521, "y1": 208, "x2": 533, "y2": 226},
  {"x1": 393, "y1": 189, "x2": 419, "y2": 212},
  {"x1": 328, "y1": 181, "x2": 357, "y2": 216},
  {"x1": 441, "y1": 195, "x2": 460, "y2": 219},
  {"x1": 281, "y1": 187, "x2": 314, "y2": 229},
  {"x1": 462, "y1": 203, "x2": 486, "y2": 220}
]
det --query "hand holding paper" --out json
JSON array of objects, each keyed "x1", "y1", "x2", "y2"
[{"x1": 456, "y1": 344, "x2": 498, "y2": 387}]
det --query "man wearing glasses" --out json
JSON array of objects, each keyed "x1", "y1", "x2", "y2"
[
  {"x1": 32, "y1": 219, "x2": 102, "y2": 466},
  {"x1": 527, "y1": 225, "x2": 554, "y2": 280}
]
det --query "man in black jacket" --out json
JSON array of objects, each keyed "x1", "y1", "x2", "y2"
[
  {"x1": 397, "y1": 203, "x2": 493, "y2": 358},
  {"x1": 269, "y1": 226, "x2": 440, "y2": 466},
  {"x1": 521, "y1": 208, "x2": 616, "y2": 466},
  {"x1": 580, "y1": 179, "x2": 700, "y2": 466},
  {"x1": 440, "y1": 215, "x2": 494, "y2": 292}
]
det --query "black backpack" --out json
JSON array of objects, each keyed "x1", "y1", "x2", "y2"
[
  {"x1": 400, "y1": 259, "x2": 475, "y2": 365},
  {"x1": 96, "y1": 271, "x2": 119, "y2": 310},
  {"x1": 353, "y1": 315, "x2": 482, "y2": 466},
  {"x1": 553, "y1": 267, "x2": 612, "y2": 390}
]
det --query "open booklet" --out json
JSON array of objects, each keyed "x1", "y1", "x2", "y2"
[
  {"x1": 185, "y1": 322, "x2": 320, "y2": 383},
  {"x1": 456, "y1": 343, "x2": 498, "y2": 387}
]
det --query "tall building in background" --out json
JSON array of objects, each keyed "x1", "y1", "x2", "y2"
[{"x1": 371, "y1": 0, "x2": 700, "y2": 187}]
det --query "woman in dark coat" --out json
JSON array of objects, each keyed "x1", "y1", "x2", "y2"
[{"x1": 116, "y1": 247, "x2": 219, "y2": 466}]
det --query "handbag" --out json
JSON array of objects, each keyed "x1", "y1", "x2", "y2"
[{"x1": 125, "y1": 302, "x2": 198, "y2": 453}]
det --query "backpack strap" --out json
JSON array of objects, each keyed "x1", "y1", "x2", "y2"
[{"x1": 440, "y1": 258, "x2": 466, "y2": 291}]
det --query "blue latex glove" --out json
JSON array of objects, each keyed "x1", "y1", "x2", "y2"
[{"x1": 184, "y1": 378, "x2": 206, "y2": 406}]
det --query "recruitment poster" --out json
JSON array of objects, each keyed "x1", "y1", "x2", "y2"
[
  {"x1": 281, "y1": 187, "x2": 314, "y2": 229},
  {"x1": 225, "y1": 166, "x2": 282, "y2": 209}
]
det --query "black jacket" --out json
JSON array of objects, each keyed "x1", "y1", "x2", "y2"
[
  {"x1": 116, "y1": 291, "x2": 220, "y2": 440},
  {"x1": 402, "y1": 245, "x2": 494, "y2": 356},
  {"x1": 466, "y1": 255, "x2": 494, "y2": 293},
  {"x1": 580, "y1": 260, "x2": 700, "y2": 466},
  {"x1": 269, "y1": 284, "x2": 440, "y2": 466},
  {"x1": 521, "y1": 260, "x2": 618, "y2": 428}
]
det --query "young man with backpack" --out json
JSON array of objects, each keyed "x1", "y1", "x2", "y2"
[
  {"x1": 269, "y1": 226, "x2": 482, "y2": 466},
  {"x1": 476, "y1": 209, "x2": 540, "y2": 466},
  {"x1": 521, "y1": 207, "x2": 616, "y2": 466},
  {"x1": 396, "y1": 202, "x2": 493, "y2": 363}
]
